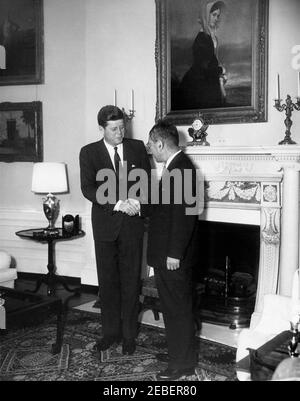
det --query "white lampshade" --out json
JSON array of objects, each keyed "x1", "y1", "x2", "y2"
[{"x1": 31, "y1": 162, "x2": 68, "y2": 194}]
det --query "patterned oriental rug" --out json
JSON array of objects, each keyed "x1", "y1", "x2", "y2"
[{"x1": 0, "y1": 310, "x2": 238, "y2": 381}]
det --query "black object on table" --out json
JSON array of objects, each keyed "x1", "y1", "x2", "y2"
[
  {"x1": 0, "y1": 285, "x2": 63, "y2": 354},
  {"x1": 16, "y1": 228, "x2": 85, "y2": 296}
]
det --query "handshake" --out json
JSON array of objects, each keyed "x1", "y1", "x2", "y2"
[{"x1": 118, "y1": 198, "x2": 140, "y2": 216}]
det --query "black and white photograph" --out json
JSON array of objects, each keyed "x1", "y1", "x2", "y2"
[{"x1": 0, "y1": 0, "x2": 300, "y2": 386}]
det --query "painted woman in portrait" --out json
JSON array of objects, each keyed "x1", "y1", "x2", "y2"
[{"x1": 178, "y1": 0, "x2": 227, "y2": 110}]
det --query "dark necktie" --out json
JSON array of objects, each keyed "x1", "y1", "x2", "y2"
[{"x1": 114, "y1": 146, "x2": 121, "y2": 176}]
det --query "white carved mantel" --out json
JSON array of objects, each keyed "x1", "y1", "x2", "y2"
[{"x1": 185, "y1": 145, "x2": 300, "y2": 327}]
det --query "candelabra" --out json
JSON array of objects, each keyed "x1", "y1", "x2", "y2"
[
  {"x1": 288, "y1": 319, "x2": 299, "y2": 358},
  {"x1": 274, "y1": 95, "x2": 300, "y2": 145},
  {"x1": 122, "y1": 107, "x2": 135, "y2": 122}
]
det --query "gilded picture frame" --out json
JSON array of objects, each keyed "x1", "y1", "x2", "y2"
[
  {"x1": 0, "y1": 101, "x2": 43, "y2": 162},
  {"x1": 155, "y1": 0, "x2": 269, "y2": 125},
  {"x1": 0, "y1": 0, "x2": 44, "y2": 86}
]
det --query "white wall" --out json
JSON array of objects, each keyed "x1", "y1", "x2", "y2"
[
  {"x1": 0, "y1": 0, "x2": 299, "y2": 279},
  {"x1": 0, "y1": 0, "x2": 87, "y2": 213},
  {"x1": 0, "y1": 0, "x2": 87, "y2": 277},
  {"x1": 85, "y1": 0, "x2": 156, "y2": 146}
]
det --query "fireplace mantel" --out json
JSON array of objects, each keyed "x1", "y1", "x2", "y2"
[
  {"x1": 185, "y1": 145, "x2": 300, "y2": 175},
  {"x1": 184, "y1": 144, "x2": 300, "y2": 156},
  {"x1": 185, "y1": 145, "x2": 300, "y2": 327}
]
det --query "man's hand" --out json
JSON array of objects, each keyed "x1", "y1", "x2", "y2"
[
  {"x1": 166, "y1": 257, "x2": 180, "y2": 271},
  {"x1": 119, "y1": 199, "x2": 140, "y2": 216},
  {"x1": 127, "y1": 198, "x2": 141, "y2": 212}
]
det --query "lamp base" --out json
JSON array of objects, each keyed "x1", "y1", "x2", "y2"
[{"x1": 43, "y1": 193, "x2": 60, "y2": 232}]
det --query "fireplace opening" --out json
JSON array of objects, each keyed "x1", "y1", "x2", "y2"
[{"x1": 192, "y1": 221, "x2": 260, "y2": 329}]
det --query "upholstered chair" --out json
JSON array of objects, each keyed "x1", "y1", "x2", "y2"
[
  {"x1": 236, "y1": 294, "x2": 292, "y2": 381},
  {"x1": 0, "y1": 250, "x2": 17, "y2": 288}
]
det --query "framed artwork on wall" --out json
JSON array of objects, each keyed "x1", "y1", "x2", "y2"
[
  {"x1": 0, "y1": 0, "x2": 44, "y2": 86},
  {"x1": 0, "y1": 101, "x2": 43, "y2": 162},
  {"x1": 155, "y1": 0, "x2": 269, "y2": 125}
]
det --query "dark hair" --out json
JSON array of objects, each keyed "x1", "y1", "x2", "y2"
[
  {"x1": 97, "y1": 105, "x2": 124, "y2": 128},
  {"x1": 210, "y1": 1, "x2": 225, "y2": 14},
  {"x1": 149, "y1": 120, "x2": 179, "y2": 148}
]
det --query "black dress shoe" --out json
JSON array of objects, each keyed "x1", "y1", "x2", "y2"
[
  {"x1": 94, "y1": 336, "x2": 121, "y2": 352},
  {"x1": 156, "y1": 353, "x2": 169, "y2": 363},
  {"x1": 156, "y1": 367, "x2": 195, "y2": 381},
  {"x1": 122, "y1": 339, "x2": 136, "y2": 355}
]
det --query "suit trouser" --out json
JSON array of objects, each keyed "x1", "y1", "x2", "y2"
[
  {"x1": 94, "y1": 224, "x2": 143, "y2": 340},
  {"x1": 155, "y1": 264, "x2": 197, "y2": 370}
]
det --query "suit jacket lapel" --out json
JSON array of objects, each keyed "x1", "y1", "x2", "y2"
[
  {"x1": 166, "y1": 151, "x2": 183, "y2": 171},
  {"x1": 98, "y1": 139, "x2": 115, "y2": 170},
  {"x1": 123, "y1": 139, "x2": 137, "y2": 172},
  {"x1": 123, "y1": 139, "x2": 133, "y2": 164}
]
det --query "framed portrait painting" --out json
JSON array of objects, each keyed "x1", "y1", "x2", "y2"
[
  {"x1": 0, "y1": 0, "x2": 44, "y2": 86},
  {"x1": 155, "y1": 0, "x2": 269, "y2": 125},
  {"x1": 0, "y1": 101, "x2": 43, "y2": 162}
]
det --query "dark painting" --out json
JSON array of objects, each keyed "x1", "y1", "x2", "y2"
[
  {"x1": 0, "y1": 102, "x2": 43, "y2": 162},
  {"x1": 0, "y1": 0, "x2": 44, "y2": 85},
  {"x1": 156, "y1": 0, "x2": 268, "y2": 125}
]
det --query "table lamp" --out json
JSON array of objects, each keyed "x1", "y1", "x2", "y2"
[{"x1": 31, "y1": 162, "x2": 68, "y2": 233}]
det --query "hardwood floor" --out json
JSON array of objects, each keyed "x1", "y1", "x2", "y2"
[{"x1": 14, "y1": 275, "x2": 99, "y2": 309}]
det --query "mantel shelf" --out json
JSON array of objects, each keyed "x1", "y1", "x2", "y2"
[{"x1": 183, "y1": 145, "x2": 300, "y2": 157}]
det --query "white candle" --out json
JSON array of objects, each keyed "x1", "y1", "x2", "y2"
[
  {"x1": 298, "y1": 72, "x2": 300, "y2": 98},
  {"x1": 114, "y1": 89, "x2": 117, "y2": 106},
  {"x1": 291, "y1": 269, "x2": 300, "y2": 322},
  {"x1": 291, "y1": 269, "x2": 299, "y2": 302},
  {"x1": 131, "y1": 89, "x2": 134, "y2": 110},
  {"x1": 276, "y1": 74, "x2": 280, "y2": 100}
]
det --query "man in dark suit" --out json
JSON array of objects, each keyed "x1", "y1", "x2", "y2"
[
  {"x1": 79, "y1": 105, "x2": 151, "y2": 355},
  {"x1": 147, "y1": 120, "x2": 201, "y2": 380}
]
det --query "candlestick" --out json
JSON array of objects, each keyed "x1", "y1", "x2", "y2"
[
  {"x1": 121, "y1": 90, "x2": 135, "y2": 121},
  {"x1": 276, "y1": 74, "x2": 280, "y2": 100},
  {"x1": 291, "y1": 269, "x2": 300, "y2": 321},
  {"x1": 114, "y1": 89, "x2": 117, "y2": 107},
  {"x1": 288, "y1": 320, "x2": 299, "y2": 358},
  {"x1": 274, "y1": 94, "x2": 300, "y2": 144}
]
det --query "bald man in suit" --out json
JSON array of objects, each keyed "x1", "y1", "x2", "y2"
[{"x1": 147, "y1": 120, "x2": 201, "y2": 380}]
